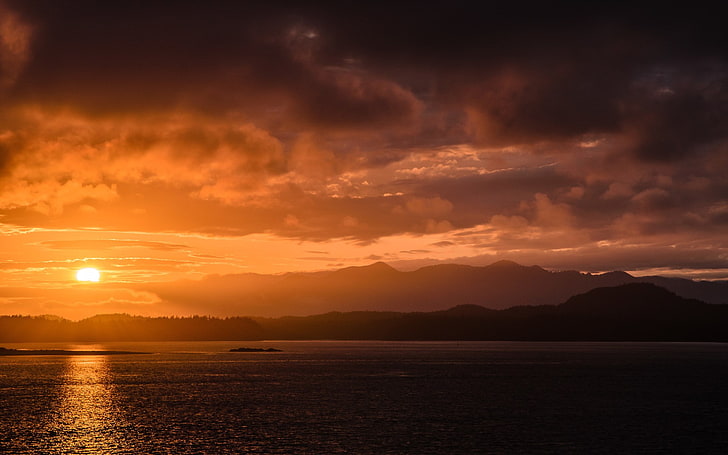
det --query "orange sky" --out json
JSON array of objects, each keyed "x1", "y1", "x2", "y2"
[{"x1": 1, "y1": 2, "x2": 726, "y2": 318}]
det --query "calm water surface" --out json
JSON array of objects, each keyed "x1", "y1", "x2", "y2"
[{"x1": 1, "y1": 341, "x2": 728, "y2": 454}]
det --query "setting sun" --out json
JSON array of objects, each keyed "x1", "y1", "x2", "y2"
[
  {"x1": 76, "y1": 268, "x2": 101, "y2": 282},
  {"x1": 1, "y1": 4, "x2": 728, "y2": 454}
]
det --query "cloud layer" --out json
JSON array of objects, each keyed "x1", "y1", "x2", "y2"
[{"x1": 1, "y1": 1, "x2": 727, "y2": 317}]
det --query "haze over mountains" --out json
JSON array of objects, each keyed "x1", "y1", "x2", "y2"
[
  {"x1": 143, "y1": 260, "x2": 728, "y2": 316},
  {"x1": 4, "y1": 260, "x2": 727, "y2": 342}
]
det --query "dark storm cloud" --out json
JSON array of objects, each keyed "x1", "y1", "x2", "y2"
[
  {"x1": 4, "y1": 1, "x2": 421, "y2": 131},
  {"x1": 295, "y1": 2, "x2": 728, "y2": 156},
  {"x1": 3, "y1": 1, "x2": 725, "y2": 163},
  {"x1": 624, "y1": 66, "x2": 728, "y2": 161},
  {"x1": 2, "y1": 0, "x2": 727, "y2": 240}
]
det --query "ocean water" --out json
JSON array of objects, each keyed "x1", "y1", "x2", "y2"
[{"x1": 1, "y1": 341, "x2": 728, "y2": 454}]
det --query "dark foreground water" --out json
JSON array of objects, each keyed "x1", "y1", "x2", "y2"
[{"x1": 2, "y1": 341, "x2": 728, "y2": 454}]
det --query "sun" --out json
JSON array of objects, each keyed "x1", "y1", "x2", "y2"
[{"x1": 76, "y1": 267, "x2": 101, "y2": 282}]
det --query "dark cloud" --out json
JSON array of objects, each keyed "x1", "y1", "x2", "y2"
[
  {"x1": 295, "y1": 2, "x2": 728, "y2": 159},
  {"x1": 624, "y1": 67, "x2": 728, "y2": 161},
  {"x1": 2, "y1": 1, "x2": 726, "y2": 161},
  {"x1": 5, "y1": 1, "x2": 421, "y2": 133},
  {"x1": 416, "y1": 166, "x2": 576, "y2": 220},
  {"x1": 1, "y1": 1, "x2": 726, "y2": 252},
  {"x1": 292, "y1": 69, "x2": 422, "y2": 130}
]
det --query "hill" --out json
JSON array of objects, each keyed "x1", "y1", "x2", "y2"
[
  {"x1": 3, "y1": 283, "x2": 727, "y2": 342},
  {"x1": 0, "y1": 314, "x2": 263, "y2": 342},
  {"x1": 251, "y1": 283, "x2": 728, "y2": 341}
]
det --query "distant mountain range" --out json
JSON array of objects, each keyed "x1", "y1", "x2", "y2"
[
  {"x1": 4, "y1": 261, "x2": 728, "y2": 342},
  {"x1": 144, "y1": 260, "x2": 728, "y2": 315},
  {"x1": 3, "y1": 282, "x2": 728, "y2": 342},
  {"x1": 256, "y1": 283, "x2": 728, "y2": 341}
]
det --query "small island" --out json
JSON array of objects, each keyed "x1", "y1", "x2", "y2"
[
  {"x1": 229, "y1": 347, "x2": 282, "y2": 352},
  {"x1": 0, "y1": 347, "x2": 149, "y2": 356}
]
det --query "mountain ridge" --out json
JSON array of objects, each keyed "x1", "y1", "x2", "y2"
[{"x1": 140, "y1": 260, "x2": 728, "y2": 317}]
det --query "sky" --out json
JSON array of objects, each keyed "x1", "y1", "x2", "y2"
[{"x1": 1, "y1": 1, "x2": 727, "y2": 318}]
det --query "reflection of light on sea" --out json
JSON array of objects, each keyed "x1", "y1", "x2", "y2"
[{"x1": 45, "y1": 351, "x2": 128, "y2": 454}]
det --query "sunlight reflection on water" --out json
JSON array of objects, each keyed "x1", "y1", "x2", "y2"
[
  {"x1": 42, "y1": 353, "x2": 128, "y2": 454},
  {"x1": 2, "y1": 341, "x2": 728, "y2": 453}
]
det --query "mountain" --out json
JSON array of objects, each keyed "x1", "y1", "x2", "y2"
[
  {"x1": 6, "y1": 283, "x2": 725, "y2": 342},
  {"x1": 547, "y1": 283, "x2": 728, "y2": 340},
  {"x1": 254, "y1": 283, "x2": 728, "y2": 341},
  {"x1": 143, "y1": 260, "x2": 728, "y2": 316},
  {"x1": 0, "y1": 314, "x2": 263, "y2": 342}
]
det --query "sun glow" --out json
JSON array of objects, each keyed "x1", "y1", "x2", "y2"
[{"x1": 76, "y1": 267, "x2": 101, "y2": 282}]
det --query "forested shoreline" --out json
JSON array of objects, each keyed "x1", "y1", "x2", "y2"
[{"x1": 3, "y1": 284, "x2": 728, "y2": 343}]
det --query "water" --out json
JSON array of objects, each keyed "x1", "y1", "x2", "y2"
[{"x1": 2, "y1": 341, "x2": 728, "y2": 454}]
